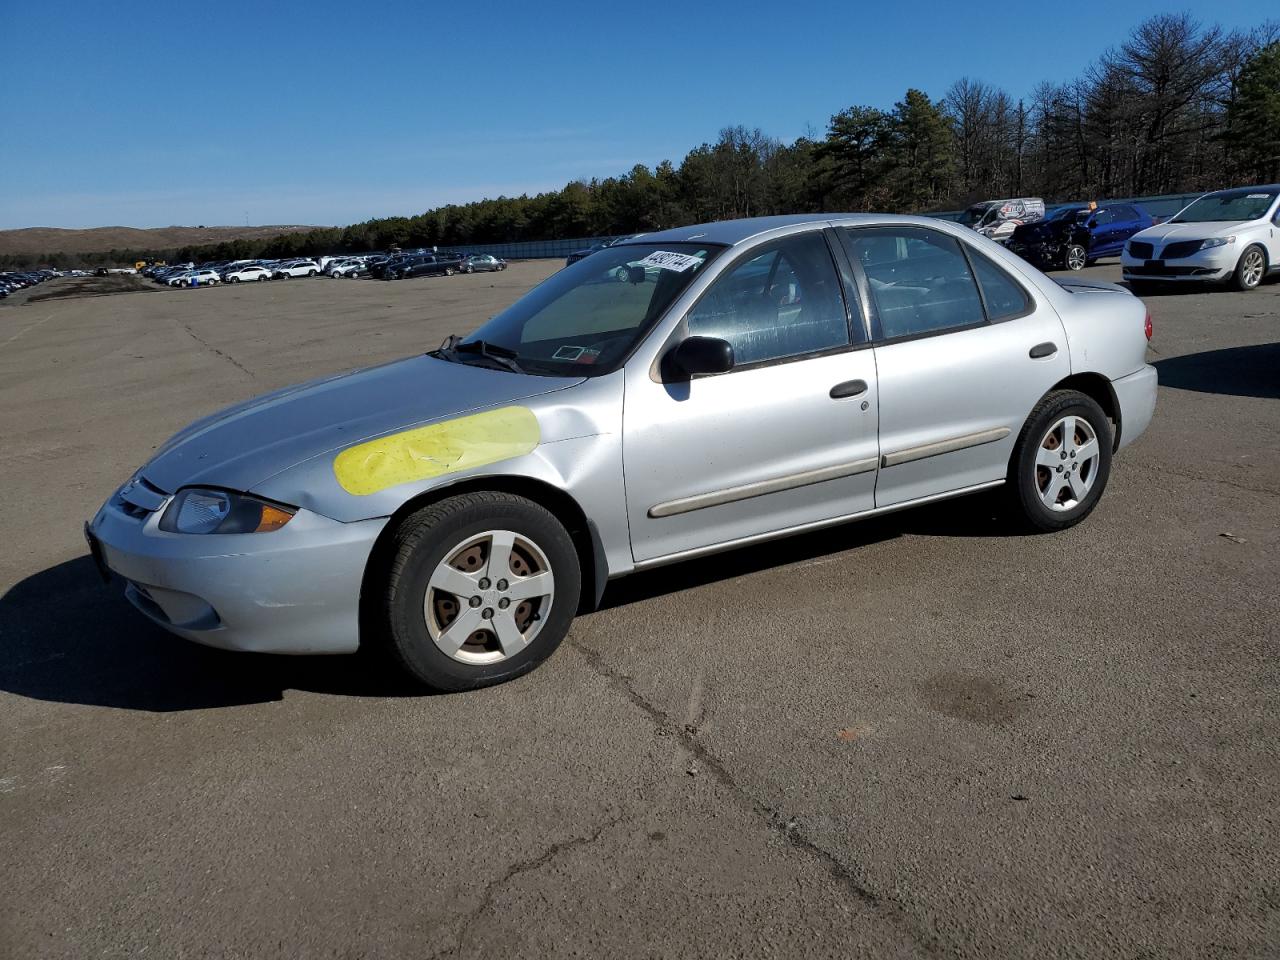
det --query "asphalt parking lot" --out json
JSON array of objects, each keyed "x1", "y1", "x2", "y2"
[{"x1": 1, "y1": 261, "x2": 1277, "y2": 958}]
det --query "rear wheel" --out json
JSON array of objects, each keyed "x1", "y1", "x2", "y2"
[
  {"x1": 1008, "y1": 390, "x2": 1112, "y2": 532},
  {"x1": 376, "y1": 492, "x2": 581, "y2": 691},
  {"x1": 1230, "y1": 246, "x2": 1266, "y2": 291}
]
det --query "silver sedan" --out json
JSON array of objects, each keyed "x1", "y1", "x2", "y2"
[{"x1": 87, "y1": 214, "x2": 1157, "y2": 690}]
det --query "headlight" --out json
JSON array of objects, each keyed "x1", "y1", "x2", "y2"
[
  {"x1": 1198, "y1": 236, "x2": 1235, "y2": 250},
  {"x1": 159, "y1": 488, "x2": 295, "y2": 534}
]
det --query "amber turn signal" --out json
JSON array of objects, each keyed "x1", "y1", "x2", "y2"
[{"x1": 255, "y1": 504, "x2": 295, "y2": 533}]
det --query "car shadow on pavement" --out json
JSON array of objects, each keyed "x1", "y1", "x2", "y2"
[
  {"x1": 1154, "y1": 342, "x2": 1280, "y2": 400},
  {"x1": 598, "y1": 490, "x2": 1014, "y2": 611},
  {"x1": 0, "y1": 556, "x2": 419, "y2": 712},
  {"x1": 3, "y1": 493, "x2": 1017, "y2": 711}
]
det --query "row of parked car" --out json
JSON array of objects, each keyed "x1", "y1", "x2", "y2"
[
  {"x1": 0, "y1": 268, "x2": 66, "y2": 299},
  {"x1": 143, "y1": 251, "x2": 510, "y2": 288},
  {"x1": 959, "y1": 182, "x2": 1280, "y2": 292}
]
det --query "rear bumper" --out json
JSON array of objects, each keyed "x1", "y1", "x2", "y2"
[
  {"x1": 1113, "y1": 365, "x2": 1158, "y2": 450},
  {"x1": 87, "y1": 493, "x2": 386, "y2": 654}
]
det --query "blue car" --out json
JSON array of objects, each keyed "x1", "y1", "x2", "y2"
[{"x1": 1008, "y1": 203, "x2": 1154, "y2": 271}]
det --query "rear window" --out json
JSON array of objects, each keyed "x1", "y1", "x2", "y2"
[{"x1": 970, "y1": 252, "x2": 1031, "y2": 321}]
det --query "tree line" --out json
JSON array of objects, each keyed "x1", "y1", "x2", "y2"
[{"x1": 5, "y1": 13, "x2": 1277, "y2": 271}]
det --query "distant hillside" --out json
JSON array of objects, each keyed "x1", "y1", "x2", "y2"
[{"x1": 0, "y1": 224, "x2": 326, "y2": 256}]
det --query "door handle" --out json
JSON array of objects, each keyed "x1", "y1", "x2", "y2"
[
  {"x1": 1029, "y1": 342, "x2": 1057, "y2": 359},
  {"x1": 829, "y1": 379, "x2": 868, "y2": 399}
]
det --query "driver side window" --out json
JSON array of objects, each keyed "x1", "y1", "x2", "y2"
[{"x1": 686, "y1": 232, "x2": 851, "y2": 367}]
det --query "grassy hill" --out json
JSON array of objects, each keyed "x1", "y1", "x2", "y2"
[{"x1": 0, "y1": 224, "x2": 326, "y2": 256}]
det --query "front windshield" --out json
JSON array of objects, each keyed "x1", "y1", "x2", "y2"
[
  {"x1": 453, "y1": 242, "x2": 723, "y2": 376},
  {"x1": 1172, "y1": 189, "x2": 1277, "y2": 223},
  {"x1": 1048, "y1": 207, "x2": 1089, "y2": 223}
]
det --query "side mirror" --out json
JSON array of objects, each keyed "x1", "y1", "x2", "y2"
[{"x1": 670, "y1": 336, "x2": 734, "y2": 378}]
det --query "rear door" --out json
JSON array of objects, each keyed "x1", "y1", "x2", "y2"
[
  {"x1": 839, "y1": 224, "x2": 1069, "y2": 508},
  {"x1": 1090, "y1": 208, "x2": 1120, "y2": 255}
]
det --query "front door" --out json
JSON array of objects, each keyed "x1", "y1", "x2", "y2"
[
  {"x1": 623, "y1": 230, "x2": 880, "y2": 564},
  {"x1": 838, "y1": 224, "x2": 1070, "y2": 508}
]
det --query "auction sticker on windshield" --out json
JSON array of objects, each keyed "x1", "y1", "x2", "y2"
[{"x1": 636, "y1": 251, "x2": 703, "y2": 272}]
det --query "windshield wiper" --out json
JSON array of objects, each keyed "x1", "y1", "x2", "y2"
[{"x1": 434, "y1": 335, "x2": 527, "y2": 375}]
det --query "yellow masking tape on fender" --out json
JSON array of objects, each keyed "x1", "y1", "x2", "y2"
[{"x1": 333, "y1": 406, "x2": 540, "y2": 496}]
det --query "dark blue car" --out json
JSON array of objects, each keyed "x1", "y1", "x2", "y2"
[{"x1": 1008, "y1": 203, "x2": 1154, "y2": 271}]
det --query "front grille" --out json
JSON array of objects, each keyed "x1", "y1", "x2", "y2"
[
  {"x1": 1128, "y1": 241, "x2": 1154, "y2": 259},
  {"x1": 115, "y1": 475, "x2": 169, "y2": 518},
  {"x1": 1161, "y1": 240, "x2": 1204, "y2": 260},
  {"x1": 1124, "y1": 265, "x2": 1209, "y2": 277},
  {"x1": 118, "y1": 499, "x2": 151, "y2": 520}
]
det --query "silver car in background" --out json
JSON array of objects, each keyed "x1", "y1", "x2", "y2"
[{"x1": 87, "y1": 214, "x2": 1157, "y2": 691}]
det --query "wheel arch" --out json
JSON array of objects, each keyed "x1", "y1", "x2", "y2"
[
  {"x1": 1048, "y1": 372, "x2": 1121, "y2": 449},
  {"x1": 358, "y1": 475, "x2": 606, "y2": 649}
]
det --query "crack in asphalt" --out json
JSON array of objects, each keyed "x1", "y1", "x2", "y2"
[
  {"x1": 567, "y1": 637, "x2": 942, "y2": 956},
  {"x1": 441, "y1": 814, "x2": 628, "y2": 957},
  {"x1": 1128, "y1": 460, "x2": 1279, "y2": 500},
  {"x1": 177, "y1": 323, "x2": 255, "y2": 380}
]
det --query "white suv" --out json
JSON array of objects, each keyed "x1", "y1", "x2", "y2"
[
  {"x1": 326, "y1": 259, "x2": 366, "y2": 278},
  {"x1": 272, "y1": 260, "x2": 320, "y2": 279},
  {"x1": 167, "y1": 269, "x2": 221, "y2": 287},
  {"x1": 223, "y1": 265, "x2": 272, "y2": 283},
  {"x1": 1122, "y1": 185, "x2": 1280, "y2": 292}
]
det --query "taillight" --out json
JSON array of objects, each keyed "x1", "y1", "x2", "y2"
[{"x1": 1144, "y1": 312, "x2": 1153, "y2": 341}]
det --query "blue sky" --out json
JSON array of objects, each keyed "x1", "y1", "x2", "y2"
[{"x1": 0, "y1": 0, "x2": 1268, "y2": 229}]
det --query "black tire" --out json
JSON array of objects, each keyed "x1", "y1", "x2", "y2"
[
  {"x1": 309, "y1": 269, "x2": 318, "y2": 277},
  {"x1": 445, "y1": 267, "x2": 455, "y2": 277},
  {"x1": 1007, "y1": 389, "x2": 1113, "y2": 532},
  {"x1": 1229, "y1": 245, "x2": 1266, "y2": 291},
  {"x1": 375, "y1": 491, "x2": 581, "y2": 691},
  {"x1": 1065, "y1": 243, "x2": 1087, "y2": 271},
  {"x1": 231, "y1": 276, "x2": 240, "y2": 283}
]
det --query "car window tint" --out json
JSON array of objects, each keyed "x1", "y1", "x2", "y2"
[
  {"x1": 842, "y1": 227, "x2": 985, "y2": 339},
  {"x1": 970, "y1": 251, "x2": 1031, "y2": 321},
  {"x1": 1093, "y1": 209, "x2": 1115, "y2": 225},
  {"x1": 685, "y1": 232, "x2": 849, "y2": 366}
]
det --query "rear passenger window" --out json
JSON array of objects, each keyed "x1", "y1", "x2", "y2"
[
  {"x1": 970, "y1": 251, "x2": 1031, "y2": 321},
  {"x1": 841, "y1": 227, "x2": 984, "y2": 340},
  {"x1": 686, "y1": 232, "x2": 851, "y2": 366}
]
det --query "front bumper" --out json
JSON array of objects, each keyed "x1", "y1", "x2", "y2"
[
  {"x1": 1008, "y1": 240, "x2": 1063, "y2": 266},
  {"x1": 1121, "y1": 246, "x2": 1235, "y2": 282},
  {"x1": 1112, "y1": 365, "x2": 1158, "y2": 450},
  {"x1": 87, "y1": 489, "x2": 386, "y2": 654}
]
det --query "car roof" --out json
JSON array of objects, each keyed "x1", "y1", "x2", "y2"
[{"x1": 618, "y1": 213, "x2": 948, "y2": 248}]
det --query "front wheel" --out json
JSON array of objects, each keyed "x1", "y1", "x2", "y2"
[
  {"x1": 1008, "y1": 390, "x2": 1112, "y2": 532},
  {"x1": 376, "y1": 492, "x2": 581, "y2": 691},
  {"x1": 1230, "y1": 246, "x2": 1266, "y2": 291},
  {"x1": 445, "y1": 267, "x2": 455, "y2": 276},
  {"x1": 231, "y1": 277, "x2": 240, "y2": 283},
  {"x1": 1065, "y1": 244, "x2": 1087, "y2": 271}
]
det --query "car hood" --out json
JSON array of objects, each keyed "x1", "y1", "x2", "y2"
[
  {"x1": 1132, "y1": 219, "x2": 1261, "y2": 243},
  {"x1": 140, "y1": 355, "x2": 584, "y2": 495}
]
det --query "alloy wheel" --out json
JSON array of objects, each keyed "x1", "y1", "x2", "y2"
[
  {"x1": 1066, "y1": 245, "x2": 1087, "y2": 271},
  {"x1": 423, "y1": 529, "x2": 555, "y2": 664},
  {"x1": 1034, "y1": 415, "x2": 1100, "y2": 511},
  {"x1": 1242, "y1": 249, "x2": 1264, "y2": 288}
]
